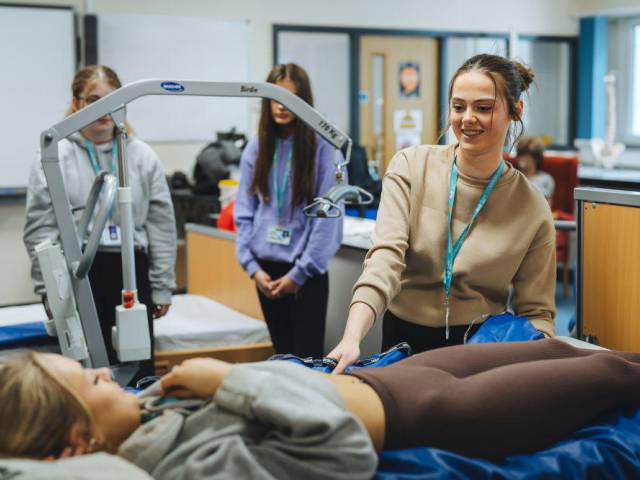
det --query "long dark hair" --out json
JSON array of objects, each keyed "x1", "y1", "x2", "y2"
[
  {"x1": 250, "y1": 63, "x2": 317, "y2": 208},
  {"x1": 440, "y1": 54, "x2": 535, "y2": 149}
]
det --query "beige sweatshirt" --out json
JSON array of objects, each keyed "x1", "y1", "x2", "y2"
[{"x1": 351, "y1": 144, "x2": 556, "y2": 337}]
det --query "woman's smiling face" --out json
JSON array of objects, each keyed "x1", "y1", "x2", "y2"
[{"x1": 449, "y1": 71, "x2": 518, "y2": 158}]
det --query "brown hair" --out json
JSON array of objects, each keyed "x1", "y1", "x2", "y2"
[
  {"x1": 517, "y1": 136, "x2": 545, "y2": 169},
  {"x1": 0, "y1": 353, "x2": 93, "y2": 459},
  {"x1": 250, "y1": 63, "x2": 317, "y2": 208},
  {"x1": 441, "y1": 54, "x2": 535, "y2": 149},
  {"x1": 66, "y1": 65, "x2": 133, "y2": 134}
]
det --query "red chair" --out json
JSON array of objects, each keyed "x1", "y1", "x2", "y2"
[
  {"x1": 540, "y1": 155, "x2": 579, "y2": 215},
  {"x1": 506, "y1": 153, "x2": 579, "y2": 298}
]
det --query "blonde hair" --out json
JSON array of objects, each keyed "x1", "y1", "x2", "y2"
[
  {"x1": 0, "y1": 353, "x2": 94, "y2": 458},
  {"x1": 66, "y1": 65, "x2": 133, "y2": 134}
]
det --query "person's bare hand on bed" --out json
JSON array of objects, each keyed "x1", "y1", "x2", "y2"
[
  {"x1": 160, "y1": 357, "x2": 232, "y2": 398},
  {"x1": 253, "y1": 270, "x2": 276, "y2": 299},
  {"x1": 45, "y1": 445, "x2": 89, "y2": 461},
  {"x1": 270, "y1": 274, "x2": 300, "y2": 298},
  {"x1": 153, "y1": 304, "x2": 170, "y2": 319},
  {"x1": 328, "y1": 338, "x2": 360, "y2": 374}
]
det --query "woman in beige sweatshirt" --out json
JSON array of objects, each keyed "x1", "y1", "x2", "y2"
[{"x1": 330, "y1": 54, "x2": 556, "y2": 373}]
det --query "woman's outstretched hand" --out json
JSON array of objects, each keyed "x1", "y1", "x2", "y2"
[
  {"x1": 327, "y1": 338, "x2": 361, "y2": 374},
  {"x1": 160, "y1": 357, "x2": 232, "y2": 398},
  {"x1": 328, "y1": 302, "x2": 376, "y2": 374}
]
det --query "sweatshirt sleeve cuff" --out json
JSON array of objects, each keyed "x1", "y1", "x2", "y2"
[
  {"x1": 288, "y1": 266, "x2": 309, "y2": 286},
  {"x1": 530, "y1": 317, "x2": 555, "y2": 338},
  {"x1": 214, "y1": 366, "x2": 269, "y2": 418},
  {"x1": 245, "y1": 259, "x2": 261, "y2": 279},
  {"x1": 350, "y1": 285, "x2": 386, "y2": 319},
  {"x1": 151, "y1": 289, "x2": 173, "y2": 305}
]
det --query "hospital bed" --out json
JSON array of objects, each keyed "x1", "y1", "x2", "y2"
[
  {"x1": 0, "y1": 303, "x2": 60, "y2": 360},
  {"x1": 0, "y1": 294, "x2": 272, "y2": 375},
  {"x1": 149, "y1": 222, "x2": 277, "y2": 375},
  {"x1": 1, "y1": 328, "x2": 634, "y2": 478},
  {"x1": 153, "y1": 294, "x2": 272, "y2": 374}
]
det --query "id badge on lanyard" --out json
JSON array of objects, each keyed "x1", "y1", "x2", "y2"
[
  {"x1": 265, "y1": 142, "x2": 293, "y2": 247},
  {"x1": 100, "y1": 222, "x2": 122, "y2": 246},
  {"x1": 86, "y1": 139, "x2": 121, "y2": 247},
  {"x1": 266, "y1": 226, "x2": 291, "y2": 246}
]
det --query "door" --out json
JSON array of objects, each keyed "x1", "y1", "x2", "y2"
[{"x1": 359, "y1": 35, "x2": 439, "y2": 175}]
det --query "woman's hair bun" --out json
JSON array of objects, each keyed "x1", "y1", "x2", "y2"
[{"x1": 512, "y1": 60, "x2": 535, "y2": 91}]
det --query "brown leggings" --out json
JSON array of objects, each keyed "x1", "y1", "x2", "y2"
[{"x1": 348, "y1": 339, "x2": 640, "y2": 458}]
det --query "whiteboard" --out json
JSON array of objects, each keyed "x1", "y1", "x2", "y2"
[
  {"x1": 98, "y1": 14, "x2": 251, "y2": 142},
  {"x1": 277, "y1": 31, "x2": 351, "y2": 134},
  {"x1": 0, "y1": 6, "x2": 75, "y2": 189}
]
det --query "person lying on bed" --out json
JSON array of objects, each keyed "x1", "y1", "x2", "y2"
[{"x1": 2, "y1": 339, "x2": 640, "y2": 479}]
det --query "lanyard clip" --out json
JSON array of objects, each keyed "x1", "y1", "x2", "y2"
[{"x1": 444, "y1": 295, "x2": 451, "y2": 340}]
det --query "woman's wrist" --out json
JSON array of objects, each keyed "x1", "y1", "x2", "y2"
[{"x1": 342, "y1": 302, "x2": 376, "y2": 343}]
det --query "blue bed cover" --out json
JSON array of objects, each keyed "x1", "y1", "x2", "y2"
[{"x1": 279, "y1": 314, "x2": 640, "y2": 479}]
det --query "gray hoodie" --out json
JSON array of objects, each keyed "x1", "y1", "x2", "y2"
[
  {"x1": 119, "y1": 361, "x2": 378, "y2": 479},
  {"x1": 23, "y1": 133, "x2": 176, "y2": 305},
  {"x1": 0, "y1": 453, "x2": 153, "y2": 479}
]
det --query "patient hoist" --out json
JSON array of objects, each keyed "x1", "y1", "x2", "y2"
[{"x1": 37, "y1": 79, "x2": 372, "y2": 384}]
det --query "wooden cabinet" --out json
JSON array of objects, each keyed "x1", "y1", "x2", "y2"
[
  {"x1": 578, "y1": 188, "x2": 640, "y2": 350},
  {"x1": 186, "y1": 226, "x2": 263, "y2": 320}
]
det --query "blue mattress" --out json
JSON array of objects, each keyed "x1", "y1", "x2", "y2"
[
  {"x1": 0, "y1": 321, "x2": 50, "y2": 348},
  {"x1": 278, "y1": 314, "x2": 640, "y2": 479}
]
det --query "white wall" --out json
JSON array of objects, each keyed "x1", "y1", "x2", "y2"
[
  {"x1": 1, "y1": 0, "x2": 580, "y2": 305},
  {"x1": 10, "y1": 0, "x2": 581, "y2": 82},
  {"x1": 576, "y1": 0, "x2": 640, "y2": 16},
  {"x1": 8, "y1": 0, "x2": 581, "y2": 161},
  {"x1": 89, "y1": 0, "x2": 579, "y2": 80},
  {"x1": 0, "y1": 203, "x2": 38, "y2": 305}
]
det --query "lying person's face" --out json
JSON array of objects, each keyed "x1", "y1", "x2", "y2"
[{"x1": 41, "y1": 354, "x2": 140, "y2": 452}]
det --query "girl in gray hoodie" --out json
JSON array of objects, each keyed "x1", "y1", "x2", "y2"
[{"x1": 23, "y1": 65, "x2": 176, "y2": 381}]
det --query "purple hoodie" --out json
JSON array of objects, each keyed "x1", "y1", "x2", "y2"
[{"x1": 234, "y1": 135, "x2": 345, "y2": 285}]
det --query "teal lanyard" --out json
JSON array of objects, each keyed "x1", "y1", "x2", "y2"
[
  {"x1": 443, "y1": 157, "x2": 504, "y2": 337},
  {"x1": 85, "y1": 138, "x2": 118, "y2": 218},
  {"x1": 85, "y1": 138, "x2": 118, "y2": 177},
  {"x1": 272, "y1": 141, "x2": 292, "y2": 223}
]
